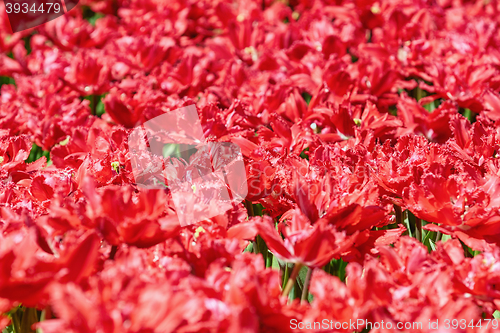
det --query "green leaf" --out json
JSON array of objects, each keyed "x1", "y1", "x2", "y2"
[
  {"x1": 162, "y1": 144, "x2": 180, "y2": 159},
  {"x1": 95, "y1": 97, "x2": 106, "y2": 117},
  {"x1": 423, "y1": 101, "x2": 436, "y2": 112},
  {"x1": 301, "y1": 92, "x2": 312, "y2": 106},
  {"x1": 441, "y1": 234, "x2": 452, "y2": 242},
  {"x1": 423, "y1": 229, "x2": 436, "y2": 252},
  {"x1": 26, "y1": 144, "x2": 50, "y2": 163},
  {"x1": 88, "y1": 13, "x2": 105, "y2": 26},
  {"x1": 254, "y1": 235, "x2": 269, "y2": 264},
  {"x1": 252, "y1": 203, "x2": 264, "y2": 216},
  {"x1": 272, "y1": 255, "x2": 285, "y2": 271},
  {"x1": 297, "y1": 265, "x2": 308, "y2": 288},
  {"x1": 22, "y1": 33, "x2": 34, "y2": 56},
  {"x1": 428, "y1": 239, "x2": 437, "y2": 251},
  {"x1": 338, "y1": 259, "x2": 348, "y2": 282},
  {"x1": 291, "y1": 282, "x2": 301, "y2": 300},
  {"x1": 326, "y1": 258, "x2": 348, "y2": 281},
  {"x1": 2, "y1": 325, "x2": 14, "y2": 333},
  {"x1": 462, "y1": 108, "x2": 475, "y2": 122},
  {"x1": 299, "y1": 147, "x2": 310, "y2": 160},
  {"x1": 83, "y1": 94, "x2": 107, "y2": 116},
  {"x1": 0, "y1": 76, "x2": 16, "y2": 88},
  {"x1": 243, "y1": 242, "x2": 253, "y2": 253},
  {"x1": 266, "y1": 251, "x2": 273, "y2": 268},
  {"x1": 404, "y1": 210, "x2": 413, "y2": 238}
]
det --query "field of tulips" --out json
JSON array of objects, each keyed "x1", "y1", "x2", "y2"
[{"x1": 2, "y1": 0, "x2": 500, "y2": 332}]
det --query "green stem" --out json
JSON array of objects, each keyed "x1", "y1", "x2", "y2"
[
  {"x1": 415, "y1": 86, "x2": 424, "y2": 101},
  {"x1": 20, "y1": 307, "x2": 38, "y2": 333},
  {"x1": 35, "y1": 309, "x2": 46, "y2": 333},
  {"x1": 266, "y1": 251, "x2": 273, "y2": 268},
  {"x1": 253, "y1": 236, "x2": 260, "y2": 255},
  {"x1": 415, "y1": 218, "x2": 422, "y2": 243},
  {"x1": 394, "y1": 204, "x2": 402, "y2": 226},
  {"x1": 10, "y1": 307, "x2": 21, "y2": 333},
  {"x1": 245, "y1": 200, "x2": 254, "y2": 217},
  {"x1": 108, "y1": 245, "x2": 118, "y2": 260},
  {"x1": 301, "y1": 267, "x2": 313, "y2": 303},
  {"x1": 282, "y1": 263, "x2": 303, "y2": 297},
  {"x1": 91, "y1": 94, "x2": 97, "y2": 116},
  {"x1": 461, "y1": 240, "x2": 473, "y2": 258},
  {"x1": 404, "y1": 210, "x2": 413, "y2": 238},
  {"x1": 281, "y1": 263, "x2": 289, "y2": 289}
]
